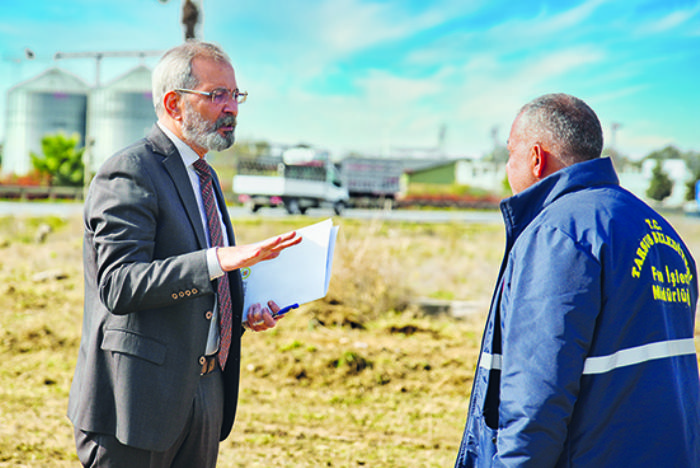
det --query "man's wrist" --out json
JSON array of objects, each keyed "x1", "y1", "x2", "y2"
[{"x1": 206, "y1": 247, "x2": 225, "y2": 280}]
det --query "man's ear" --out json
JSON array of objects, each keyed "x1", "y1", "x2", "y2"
[
  {"x1": 163, "y1": 91, "x2": 183, "y2": 121},
  {"x1": 530, "y1": 143, "x2": 547, "y2": 179}
]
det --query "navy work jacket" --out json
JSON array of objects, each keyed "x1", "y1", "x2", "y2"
[{"x1": 455, "y1": 157, "x2": 700, "y2": 467}]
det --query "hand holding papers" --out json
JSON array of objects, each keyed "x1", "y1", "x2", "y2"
[{"x1": 241, "y1": 218, "x2": 339, "y2": 323}]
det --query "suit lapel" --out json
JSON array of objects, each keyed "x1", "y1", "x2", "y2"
[{"x1": 147, "y1": 126, "x2": 208, "y2": 250}]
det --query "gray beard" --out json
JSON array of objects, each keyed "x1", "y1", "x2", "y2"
[{"x1": 181, "y1": 103, "x2": 236, "y2": 152}]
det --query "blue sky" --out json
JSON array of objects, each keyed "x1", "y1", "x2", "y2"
[{"x1": 1, "y1": 0, "x2": 699, "y2": 160}]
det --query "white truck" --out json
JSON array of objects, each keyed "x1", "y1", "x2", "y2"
[{"x1": 233, "y1": 157, "x2": 349, "y2": 215}]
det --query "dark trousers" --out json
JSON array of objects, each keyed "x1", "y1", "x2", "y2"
[{"x1": 74, "y1": 369, "x2": 224, "y2": 468}]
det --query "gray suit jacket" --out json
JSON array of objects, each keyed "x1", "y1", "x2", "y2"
[{"x1": 68, "y1": 125, "x2": 244, "y2": 451}]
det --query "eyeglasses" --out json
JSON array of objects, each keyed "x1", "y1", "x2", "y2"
[{"x1": 174, "y1": 87, "x2": 248, "y2": 105}]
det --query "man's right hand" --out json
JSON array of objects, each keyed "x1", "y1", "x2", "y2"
[{"x1": 216, "y1": 231, "x2": 302, "y2": 272}]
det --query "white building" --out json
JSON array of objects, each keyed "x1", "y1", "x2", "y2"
[
  {"x1": 3, "y1": 68, "x2": 89, "y2": 175},
  {"x1": 3, "y1": 65, "x2": 155, "y2": 176},
  {"x1": 87, "y1": 65, "x2": 154, "y2": 172},
  {"x1": 454, "y1": 159, "x2": 506, "y2": 191}
]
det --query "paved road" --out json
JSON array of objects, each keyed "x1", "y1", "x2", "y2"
[
  {"x1": 0, "y1": 201, "x2": 85, "y2": 217},
  {"x1": 233, "y1": 205, "x2": 504, "y2": 224},
  {"x1": 0, "y1": 201, "x2": 503, "y2": 224}
]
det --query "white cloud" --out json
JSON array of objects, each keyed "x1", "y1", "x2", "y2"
[
  {"x1": 530, "y1": 0, "x2": 608, "y2": 36},
  {"x1": 636, "y1": 5, "x2": 700, "y2": 35},
  {"x1": 592, "y1": 84, "x2": 649, "y2": 105},
  {"x1": 429, "y1": 45, "x2": 606, "y2": 149},
  {"x1": 314, "y1": 0, "x2": 440, "y2": 53},
  {"x1": 240, "y1": 29, "x2": 611, "y2": 157},
  {"x1": 482, "y1": 0, "x2": 607, "y2": 46},
  {"x1": 239, "y1": 67, "x2": 447, "y2": 156}
]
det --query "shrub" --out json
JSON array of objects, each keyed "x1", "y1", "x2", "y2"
[{"x1": 30, "y1": 132, "x2": 84, "y2": 187}]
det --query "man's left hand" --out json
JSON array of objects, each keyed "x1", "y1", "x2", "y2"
[{"x1": 245, "y1": 300, "x2": 284, "y2": 332}]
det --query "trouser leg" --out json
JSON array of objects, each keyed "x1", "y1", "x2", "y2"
[{"x1": 170, "y1": 367, "x2": 225, "y2": 468}]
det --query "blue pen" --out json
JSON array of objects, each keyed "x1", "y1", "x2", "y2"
[
  {"x1": 245, "y1": 303, "x2": 299, "y2": 328},
  {"x1": 273, "y1": 303, "x2": 299, "y2": 319}
]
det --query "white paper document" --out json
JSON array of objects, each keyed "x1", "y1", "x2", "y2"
[{"x1": 241, "y1": 218, "x2": 339, "y2": 321}]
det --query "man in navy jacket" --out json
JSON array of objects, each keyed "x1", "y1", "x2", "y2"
[{"x1": 455, "y1": 93, "x2": 700, "y2": 467}]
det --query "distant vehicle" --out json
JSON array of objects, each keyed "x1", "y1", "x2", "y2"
[
  {"x1": 339, "y1": 157, "x2": 404, "y2": 207},
  {"x1": 233, "y1": 157, "x2": 349, "y2": 215},
  {"x1": 339, "y1": 156, "x2": 441, "y2": 208},
  {"x1": 281, "y1": 146, "x2": 330, "y2": 165}
]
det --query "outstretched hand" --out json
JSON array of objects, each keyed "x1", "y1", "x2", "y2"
[{"x1": 216, "y1": 230, "x2": 302, "y2": 272}]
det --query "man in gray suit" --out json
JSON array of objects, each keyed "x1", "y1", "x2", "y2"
[{"x1": 68, "y1": 41, "x2": 301, "y2": 467}]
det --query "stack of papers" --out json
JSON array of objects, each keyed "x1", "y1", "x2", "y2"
[{"x1": 241, "y1": 218, "x2": 339, "y2": 321}]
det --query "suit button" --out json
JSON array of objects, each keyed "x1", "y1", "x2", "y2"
[
  {"x1": 199, "y1": 356, "x2": 206, "y2": 365},
  {"x1": 171, "y1": 293, "x2": 178, "y2": 300},
  {"x1": 205, "y1": 310, "x2": 213, "y2": 320}
]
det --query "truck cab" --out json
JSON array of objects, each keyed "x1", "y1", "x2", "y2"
[{"x1": 233, "y1": 153, "x2": 349, "y2": 215}]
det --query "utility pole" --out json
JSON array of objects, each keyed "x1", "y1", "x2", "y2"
[
  {"x1": 490, "y1": 126, "x2": 499, "y2": 149},
  {"x1": 182, "y1": 0, "x2": 201, "y2": 39},
  {"x1": 437, "y1": 123, "x2": 447, "y2": 158},
  {"x1": 610, "y1": 122, "x2": 621, "y2": 150},
  {"x1": 158, "y1": 0, "x2": 203, "y2": 41}
]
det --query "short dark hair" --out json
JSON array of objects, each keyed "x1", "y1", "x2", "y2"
[{"x1": 518, "y1": 93, "x2": 604, "y2": 165}]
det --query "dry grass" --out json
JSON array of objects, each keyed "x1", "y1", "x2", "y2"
[
  {"x1": 0, "y1": 212, "x2": 698, "y2": 467},
  {"x1": 0, "y1": 216, "x2": 84, "y2": 466},
  {"x1": 220, "y1": 217, "x2": 501, "y2": 467}
]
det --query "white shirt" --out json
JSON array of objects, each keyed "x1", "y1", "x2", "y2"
[{"x1": 158, "y1": 122, "x2": 228, "y2": 356}]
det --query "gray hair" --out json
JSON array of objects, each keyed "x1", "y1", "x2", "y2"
[
  {"x1": 152, "y1": 40, "x2": 232, "y2": 117},
  {"x1": 517, "y1": 93, "x2": 603, "y2": 165}
]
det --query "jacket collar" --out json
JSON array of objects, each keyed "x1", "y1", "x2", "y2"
[
  {"x1": 145, "y1": 123, "x2": 178, "y2": 158},
  {"x1": 500, "y1": 157, "x2": 620, "y2": 240}
]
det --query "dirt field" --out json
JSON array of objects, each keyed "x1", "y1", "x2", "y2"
[{"x1": 0, "y1": 211, "x2": 698, "y2": 467}]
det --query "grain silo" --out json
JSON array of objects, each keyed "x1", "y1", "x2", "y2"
[
  {"x1": 3, "y1": 67, "x2": 89, "y2": 175},
  {"x1": 87, "y1": 65, "x2": 155, "y2": 172}
]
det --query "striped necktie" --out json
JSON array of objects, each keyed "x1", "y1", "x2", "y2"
[{"x1": 193, "y1": 158, "x2": 233, "y2": 370}]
